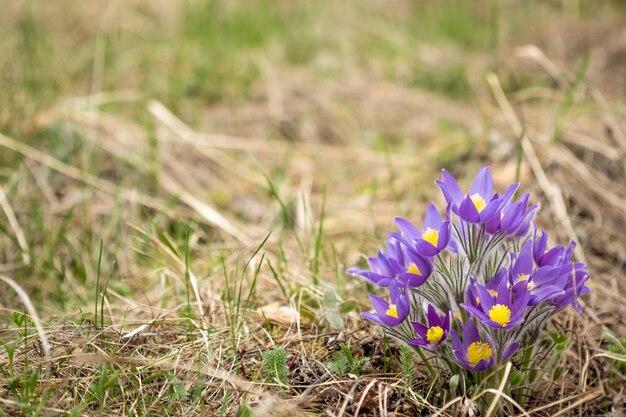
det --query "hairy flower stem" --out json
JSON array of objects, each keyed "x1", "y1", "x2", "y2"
[{"x1": 415, "y1": 346, "x2": 438, "y2": 381}]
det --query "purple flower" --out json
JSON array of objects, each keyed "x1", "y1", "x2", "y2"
[
  {"x1": 451, "y1": 319, "x2": 495, "y2": 371},
  {"x1": 464, "y1": 276, "x2": 501, "y2": 311},
  {"x1": 348, "y1": 237, "x2": 432, "y2": 288},
  {"x1": 509, "y1": 240, "x2": 567, "y2": 305},
  {"x1": 547, "y1": 262, "x2": 590, "y2": 313},
  {"x1": 485, "y1": 193, "x2": 539, "y2": 236},
  {"x1": 361, "y1": 285, "x2": 410, "y2": 327},
  {"x1": 395, "y1": 203, "x2": 455, "y2": 257},
  {"x1": 410, "y1": 304, "x2": 450, "y2": 349},
  {"x1": 436, "y1": 167, "x2": 518, "y2": 224},
  {"x1": 461, "y1": 271, "x2": 530, "y2": 329}
]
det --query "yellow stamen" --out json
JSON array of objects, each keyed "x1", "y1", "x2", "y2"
[
  {"x1": 488, "y1": 289, "x2": 498, "y2": 297},
  {"x1": 488, "y1": 304, "x2": 511, "y2": 327},
  {"x1": 407, "y1": 263, "x2": 422, "y2": 276},
  {"x1": 517, "y1": 273, "x2": 535, "y2": 290},
  {"x1": 470, "y1": 193, "x2": 487, "y2": 213},
  {"x1": 454, "y1": 312, "x2": 462, "y2": 321},
  {"x1": 467, "y1": 341, "x2": 493, "y2": 367},
  {"x1": 386, "y1": 304, "x2": 399, "y2": 318},
  {"x1": 475, "y1": 296, "x2": 480, "y2": 304},
  {"x1": 422, "y1": 227, "x2": 439, "y2": 247},
  {"x1": 426, "y1": 326, "x2": 444, "y2": 344}
]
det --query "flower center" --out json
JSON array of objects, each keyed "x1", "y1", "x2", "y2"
[
  {"x1": 517, "y1": 273, "x2": 535, "y2": 290},
  {"x1": 488, "y1": 304, "x2": 511, "y2": 327},
  {"x1": 406, "y1": 263, "x2": 422, "y2": 276},
  {"x1": 467, "y1": 341, "x2": 492, "y2": 367},
  {"x1": 426, "y1": 326, "x2": 444, "y2": 344},
  {"x1": 422, "y1": 227, "x2": 439, "y2": 247},
  {"x1": 386, "y1": 304, "x2": 399, "y2": 318},
  {"x1": 470, "y1": 193, "x2": 487, "y2": 213}
]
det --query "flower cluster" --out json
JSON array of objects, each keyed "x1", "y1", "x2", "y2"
[{"x1": 349, "y1": 167, "x2": 590, "y2": 374}]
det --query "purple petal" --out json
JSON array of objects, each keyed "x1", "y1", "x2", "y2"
[
  {"x1": 439, "y1": 170, "x2": 465, "y2": 205},
  {"x1": 501, "y1": 342, "x2": 520, "y2": 362},
  {"x1": 450, "y1": 329, "x2": 464, "y2": 356},
  {"x1": 427, "y1": 304, "x2": 439, "y2": 326},
  {"x1": 415, "y1": 240, "x2": 438, "y2": 257},
  {"x1": 461, "y1": 304, "x2": 490, "y2": 323},
  {"x1": 512, "y1": 240, "x2": 533, "y2": 277},
  {"x1": 475, "y1": 284, "x2": 496, "y2": 311},
  {"x1": 395, "y1": 272, "x2": 428, "y2": 288},
  {"x1": 395, "y1": 217, "x2": 421, "y2": 241},
  {"x1": 469, "y1": 167, "x2": 494, "y2": 198},
  {"x1": 361, "y1": 312, "x2": 384, "y2": 326},
  {"x1": 411, "y1": 321, "x2": 428, "y2": 338},
  {"x1": 462, "y1": 319, "x2": 480, "y2": 343},
  {"x1": 424, "y1": 203, "x2": 443, "y2": 229},
  {"x1": 459, "y1": 197, "x2": 481, "y2": 223},
  {"x1": 499, "y1": 183, "x2": 520, "y2": 205},
  {"x1": 442, "y1": 311, "x2": 451, "y2": 331},
  {"x1": 478, "y1": 199, "x2": 501, "y2": 222},
  {"x1": 409, "y1": 338, "x2": 427, "y2": 346},
  {"x1": 437, "y1": 221, "x2": 451, "y2": 250}
]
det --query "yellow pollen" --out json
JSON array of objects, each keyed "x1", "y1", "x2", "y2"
[
  {"x1": 454, "y1": 312, "x2": 462, "y2": 320},
  {"x1": 488, "y1": 304, "x2": 511, "y2": 327},
  {"x1": 422, "y1": 227, "x2": 439, "y2": 247},
  {"x1": 475, "y1": 296, "x2": 480, "y2": 304},
  {"x1": 407, "y1": 263, "x2": 422, "y2": 276},
  {"x1": 386, "y1": 304, "x2": 399, "y2": 318},
  {"x1": 488, "y1": 289, "x2": 498, "y2": 297},
  {"x1": 426, "y1": 326, "x2": 445, "y2": 344},
  {"x1": 517, "y1": 273, "x2": 534, "y2": 290},
  {"x1": 470, "y1": 193, "x2": 487, "y2": 213},
  {"x1": 467, "y1": 341, "x2": 493, "y2": 367}
]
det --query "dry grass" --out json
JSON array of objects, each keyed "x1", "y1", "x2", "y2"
[{"x1": 1, "y1": 1, "x2": 625, "y2": 416}]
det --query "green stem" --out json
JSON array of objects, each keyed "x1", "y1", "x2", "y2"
[{"x1": 416, "y1": 347, "x2": 437, "y2": 381}]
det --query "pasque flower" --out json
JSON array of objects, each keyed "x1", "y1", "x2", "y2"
[
  {"x1": 395, "y1": 203, "x2": 455, "y2": 257},
  {"x1": 548, "y1": 261, "x2": 590, "y2": 313},
  {"x1": 349, "y1": 165, "x2": 590, "y2": 388},
  {"x1": 461, "y1": 272, "x2": 530, "y2": 329},
  {"x1": 361, "y1": 284, "x2": 410, "y2": 327},
  {"x1": 509, "y1": 240, "x2": 568, "y2": 305},
  {"x1": 436, "y1": 167, "x2": 518, "y2": 224},
  {"x1": 410, "y1": 304, "x2": 450, "y2": 349},
  {"x1": 451, "y1": 319, "x2": 495, "y2": 371},
  {"x1": 348, "y1": 236, "x2": 432, "y2": 288},
  {"x1": 485, "y1": 193, "x2": 538, "y2": 236}
]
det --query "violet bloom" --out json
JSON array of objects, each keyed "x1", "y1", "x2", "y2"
[
  {"x1": 485, "y1": 193, "x2": 538, "y2": 236},
  {"x1": 464, "y1": 276, "x2": 502, "y2": 311},
  {"x1": 548, "y1": 262, "x2": 590, "y2": 314},
  {"x1": 410, "y1": 304, "x2": 450, "y2": 349},
  {"x1": 361, "y1": 285, "x2": 410, "y2": 327},
  {"x1": 436, "y1": 167, "x2": 518, "y2": 224},
  {"x1": 509, "y1": 240, "x2": 567, "y2": 305},
  {"x1": 348, "y1": 237, "x2": 432, "y2": 288},
  {"x1": 450, "y1": 319, "x2": 494, "y2": 371},
  {"x1": 461, "y1": 271, "x2": 530, "y2": 329},
  {"x1": 395, "y1": 203, "x2": 455, "y2": 257}
]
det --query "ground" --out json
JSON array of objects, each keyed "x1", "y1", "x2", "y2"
[{"x1": 0, "y1": 1, "x2": 625, "y2": 416}]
